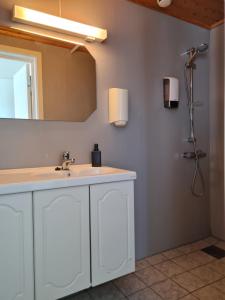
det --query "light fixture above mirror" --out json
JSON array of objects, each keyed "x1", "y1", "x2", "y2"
[{"x1": 12, "y1": 5, "x2": 108, "y2": 43}]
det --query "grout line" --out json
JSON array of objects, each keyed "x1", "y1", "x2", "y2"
[
  {"x1": 164, "y1": 263, "x2": 225, "y2": 296},
  {"x1": 132, "y1": 270, "x2": 167, "y2": 299},
  {"x1": 111, "y1": 280, "x2": 130, "y2": 299},
  {"x1": 118, "y1": 274, "x2": 149, "y2": 298},
  {"x1": 191, "y1": 275, "x2": 225, "y2": 293}
]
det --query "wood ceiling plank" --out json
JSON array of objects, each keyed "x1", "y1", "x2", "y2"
[{"x1": 128, "y1": 0, "x2": 224, "y2": 29}]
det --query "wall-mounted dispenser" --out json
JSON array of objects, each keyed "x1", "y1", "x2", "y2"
[
  {"x1": 109, "y1": 88, "x2": 128, "y2": 127},
  {"x1": 163, "y1": 77, "x2": 179, "y2": 109}
]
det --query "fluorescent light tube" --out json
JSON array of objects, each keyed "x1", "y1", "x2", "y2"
[{"x1": 12, "y1": 5, "x2": 107, "y2": 42}]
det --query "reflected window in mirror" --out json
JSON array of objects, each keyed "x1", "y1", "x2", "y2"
[
  {"x1": 0, "y1": 46, "x2": 43, "y2": 120},
  {"x1": 0, "y1": 26, "x2": 96, "y2": 122}
]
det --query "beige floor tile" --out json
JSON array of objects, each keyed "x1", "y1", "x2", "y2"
[
  {"x1": 207, "y1": 260, "x2": 225, "y2": 275},
  {"x1": 212, "y1": 278, "x2": 225, "y2": 294},
  {"x1": 187, "y1": 251, "x2": 215, "y2": 265},
  {"x1": 151, "y1": 279, "x2": 188, "y2": 300},
  {"x1": 136, "y1": 266, "x2": 166, "y2": 286},
  {"x1": 190, "y1": 240, "x2": 210, "y2": 251},
  {"x1": 221, "y1": 257, "x2": 225, "y2": 264},
  {"x1": 136, "y1": 258, "x2": 150, "y2": 271},
  {"x1": 216, "y1": 241, "x2": 225, "y2": 250},
  {"x1": 65, "y1": 292, "x2": 92, "y2": 300},
  {"x1": 128, "y1": 287, "x2": 162, "y2": 300},
  {"x1": 172, "y1": 255, "x2": 201, "y2": 271},
  {"x1": 203, "y1": 236, "x2": 219, "y2": 245},
  {"x1": 177, "y1": 245, "x2": 195, "y2": 255},
  {"x1": 193, "y1": 285, "x2": 225, "y2": 300},
  {"x1": 146, "y1": 254, "x2": 168, "y2": 265},
  {"x1": 180, "y1": 295, "x2": 198, "y2": 300},
  {"x1": 88, "y1": 282, "x2": 125, "y2": 300},
  {"x1": 177, "y1": 241, "x2": 209, "y2": 254},
  {"x1": 154, "y1": 260, "x2": 185, "y2": 277},
  {"x1": 162, "y1": 248, "x2": 184, "y2": 259},
  {"x1": 172, "y1": 272, "x2": 205, "y2": 292},
  {"x1": 114, "y1": 274, "x2": 145, "y2": 296},
  {"x1": 190, "y1": 264, "x2": 223, "y2": 284}
]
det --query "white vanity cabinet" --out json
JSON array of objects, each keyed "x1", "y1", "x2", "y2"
[
  {"x1": 90, "y1": 181, "x2": 135, "y2": 286},
  {"x1": 0, "y1": 164, "x2": 136, "y2": 300},
  {"x1": 33, "y1": 186, "x2": 90, "y2": 300},
  {"x1": 0, "y1": 193, "x2": 34, "y2": 300}
]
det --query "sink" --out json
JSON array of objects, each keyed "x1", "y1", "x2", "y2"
[
  {"x1": 0, "y1": 164, "x2": 136, "y2": 195},
  {"x1": 68, "y1": 166, "x2": 118, "y2": 177},
  {"x1": 0, "y1": 165, "x2": 119, "y2": 184}
]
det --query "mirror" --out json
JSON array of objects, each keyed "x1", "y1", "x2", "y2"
[{"x1": 0, "y1": 26, "x2": 96, "y2": 122}]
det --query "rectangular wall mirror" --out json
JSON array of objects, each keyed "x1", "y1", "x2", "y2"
[{"x1": 0, "y1": 26, "x2": 96, "y2": 122}]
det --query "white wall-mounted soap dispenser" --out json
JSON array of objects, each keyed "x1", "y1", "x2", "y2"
[{"x1": 109, "y1": 88, "x2": 128, "y2": 127}]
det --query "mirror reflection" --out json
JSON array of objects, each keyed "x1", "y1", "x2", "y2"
[{"x1": 0, "y1": 26, "x2": 96, "y2": 122}]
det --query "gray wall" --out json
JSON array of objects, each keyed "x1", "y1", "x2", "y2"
[
  {"x1": 0, "y1": 0, "x2": 210, "y2": 258},
  {"x1": 210, "y1": 24, "x2": 224, "y2": 239}
]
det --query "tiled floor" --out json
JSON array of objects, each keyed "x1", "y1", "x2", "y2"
[{"x1": 64, "y1": 236, "x2": 225, "y2": 300}]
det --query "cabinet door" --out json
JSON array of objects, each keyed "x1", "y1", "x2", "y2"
[
  {"x1": 90, "y1": 181, "x2": 135, "y2": 286},
  {"x1": 0, "y1": 193, "x2": 34, "y2": 300},
  {"x1": 33, "y1": 186, "x2": 90, "y2": 300}
]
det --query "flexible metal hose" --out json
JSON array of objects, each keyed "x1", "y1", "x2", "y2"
[{"x1": 191, "y1": 139, "x2": 206, "y2": 197}]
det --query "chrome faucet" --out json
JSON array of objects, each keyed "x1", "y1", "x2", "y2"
[{"x1": 61, "y1": 151, "x2": 75, "y2": 170}]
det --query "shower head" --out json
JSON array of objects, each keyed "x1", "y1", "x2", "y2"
[
  {"x1": 183, "y1": 43, "x2": 208, "y2": 67},
  {"x1": 196, "y1": 43, "x2": 208, "y2": 54}
]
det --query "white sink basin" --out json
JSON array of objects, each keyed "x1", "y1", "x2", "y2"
[
  {"x1": 0, "y1": 164, "x2": 136, "y2": 195},
  {"x1": 0, "y1": 166, "x2": 117, "y2": 184},
  {"x1": 31, "y1": 165, "x2": 119, "y2": 179},
  {"x1": 68, "y1": 166, "x2": 119, "y2": 177}
]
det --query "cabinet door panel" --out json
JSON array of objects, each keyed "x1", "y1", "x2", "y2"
[
  {"x1": 34, "y1": 186, "x2": 90, "y2": 300},
  {"x1": 90, "y1": 181, "x2": 135, "y2": 286},
  {"x1": 0, "y1": 193, "x2": 34, "y2": 300}
]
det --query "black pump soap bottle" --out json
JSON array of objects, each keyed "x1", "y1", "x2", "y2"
[{"x1": 92, "y1": 144, "x2": 102, "y2": 167}]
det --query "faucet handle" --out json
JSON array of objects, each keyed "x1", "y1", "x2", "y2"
[{"x1": 63, "y1": 151, "x2": 70, "y2": 161}]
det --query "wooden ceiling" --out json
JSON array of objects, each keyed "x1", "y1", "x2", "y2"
[{"x1": 128, "y1": 0, "x2": 224, "y2": 29}]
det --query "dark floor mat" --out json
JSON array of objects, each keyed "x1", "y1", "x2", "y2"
[{"x1": 202, "y1": 245, "x2": 225, "y2": 259}]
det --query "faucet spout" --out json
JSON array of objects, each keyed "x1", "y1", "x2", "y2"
[
  {"x1": 62, "y1": 158, "x2": 75, "y2": 170},
  {"x1": 61, "y1": 152, "x2": 76, "y2": 170}
]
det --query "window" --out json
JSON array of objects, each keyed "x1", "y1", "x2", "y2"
[{"x1": 0, "y1": 45, "x2": 43, "y2": 120}]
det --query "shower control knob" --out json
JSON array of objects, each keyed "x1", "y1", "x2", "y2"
[
  {"x1": 183, "y1": 152, "x2": 196, "y2": 159},
  {"x1": 182, "y1": 150, "x2": 206, "y2": 160}
]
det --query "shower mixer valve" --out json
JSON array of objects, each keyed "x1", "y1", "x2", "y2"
[{"x1": 182, "y1": 150, "x2": 206, "y2": 160}]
